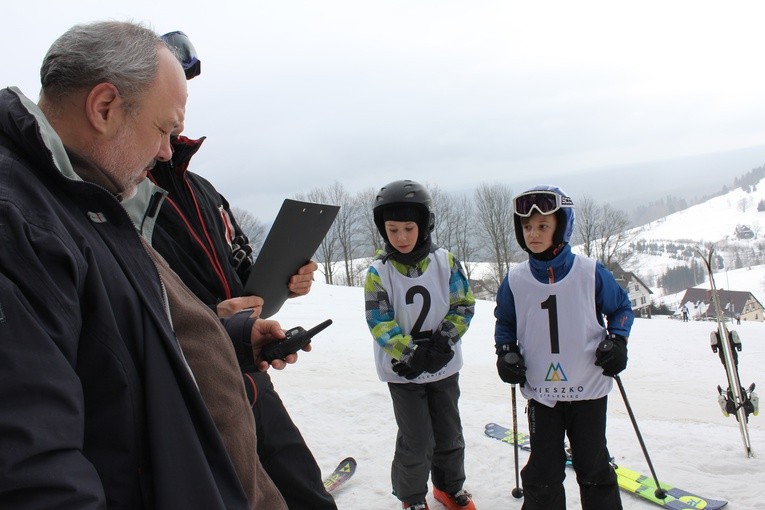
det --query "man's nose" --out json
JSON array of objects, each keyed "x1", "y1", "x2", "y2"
[{"x1": 156, "y1": 136, "x2": 173, "y2": 162}]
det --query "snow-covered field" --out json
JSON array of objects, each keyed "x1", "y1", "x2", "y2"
[{"x1": 269, "y1": 281, "x2": 764, "y2": 509}]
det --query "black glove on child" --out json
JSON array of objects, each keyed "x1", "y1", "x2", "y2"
[
  {"x1": 403, "y1": 339, "x2": 454, "y2": 376},
  {"x1": 496, "y1": 344, "x2": 526, "y2": 385},
  {"x1": 421, "y1": 331, "x2": 455, "y2": 373},
  {"x1": 595, "y1": 334, "x2": 628, "y2": 376},
  {"x1": 392, "y1": 333, "x2": 455, "y2": 380},
  {"x1": 392, "y1": 358, "x2": 425, "y2": 380}
]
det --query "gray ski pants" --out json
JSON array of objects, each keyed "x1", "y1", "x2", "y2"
[{"x1": 388, "y1": 373, "x2": 466, "y2": 505}]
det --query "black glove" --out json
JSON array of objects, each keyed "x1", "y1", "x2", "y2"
[
  {"x1": 391, "y1": 333, "x2": 455, "y2": 379},
  {"x1": 496, "y1": 344, "x2": 526, "y2": 385},
  {"x1": 421, "y1": 335, "x2": 455, "y2": 373},
  {"x1": 230, "y1": 235, "x2": 253, "y2": 274},
  {"x1": 595, "y1": 334, "x2": 628, "y2": 376},
  {"x1": 392, "y1": 356, "x2": 426, "y2": 380}
]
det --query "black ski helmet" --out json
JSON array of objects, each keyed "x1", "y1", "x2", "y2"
[
  {"x1": 373, "y1": 180, "x2": 435, "y2": 244},
  {"x1": 513, "y1": 185, "x2": 575, "y2": 253}
]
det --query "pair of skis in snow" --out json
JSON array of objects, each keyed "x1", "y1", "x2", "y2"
[
  {"x1": 325, "y1": 421, "x2": 729, "y2": 509},
  {"x1": 484, "y1": 422, "x2": 728, "y2": 510},
  {"x1": 695, "y1": 246, "x2": 758, "y2": 458}
]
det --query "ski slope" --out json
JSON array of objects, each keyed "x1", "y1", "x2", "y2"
[{"x1": 269, "y1": 281, "x2": 764, "y2": 509}]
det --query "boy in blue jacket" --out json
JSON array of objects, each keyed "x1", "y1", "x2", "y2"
[{"x1": 494, "y1": 185, "x2": 634, "y2": 510}]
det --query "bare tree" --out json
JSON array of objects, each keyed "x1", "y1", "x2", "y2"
[
  {"x1": 430, "y1": 184, "x2": 459, "y2": 253},
  {"x1": 474, "y1": 182, "x2": 517, "y2": 293},
  {"x1": 451, "y1": 194, "x2": 477, "y2": 280},
  {"x1": 594, "y1": 203, "x2": 634, "y2": 269},
  {"x1": 334, "y1": 186, "x2": 363, "y2": 287},
  {"x1": 231, "y1": 206, "x2": 267, "y2": 255},
  {"x1": 426, "y1": 186, "x2": 477, "y2": 279},
  {"x1": 298, "y1": 182, "x2": 364, "y2": 287},
  {"x1": 572, "y1": 196, "x2": 600, "y2": 258},
  {"x1": 295, "y1": 187, "x2": 340, "y2": 285},
  {"x1": 574, "y1": 196, "x2": 635, "y2": 269},
  {"x1": 358, "y1": 186, "x2": 383, "y2": 255}
]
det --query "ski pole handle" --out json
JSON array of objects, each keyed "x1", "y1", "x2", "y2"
[
  {"x1": 598, "y1": 339, "x2": 613, "y2": 353},
  {"x1": 504, "y1": 352, "x2": 520, "y2": 365}
]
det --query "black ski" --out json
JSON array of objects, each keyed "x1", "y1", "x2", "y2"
[
  {"x1": 323, "y1": 457, "x2": 357, "y2": 493},
  {"x1": 695, "y1": 245, "x2": 758, "y2": 457}
]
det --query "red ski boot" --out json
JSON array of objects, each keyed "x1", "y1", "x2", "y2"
[{"x1": 433, "y1": 487, "x2": 476, "y2": 510}]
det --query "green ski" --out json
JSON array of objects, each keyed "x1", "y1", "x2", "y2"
[{"x1": 485, "y1": 423, "x2": 727, "y2": 510}]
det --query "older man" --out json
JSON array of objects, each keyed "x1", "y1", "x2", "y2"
[{"x1": 0, "y1": 21, "x2": 286, "y2": 509}]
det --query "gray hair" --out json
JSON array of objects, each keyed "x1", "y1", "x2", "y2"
[{"x1": 40, "y1": 21, "x2": 163, "y2": 113}]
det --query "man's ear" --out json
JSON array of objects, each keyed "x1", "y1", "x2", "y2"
[{"x1": 84, "y1": 82, "x2": 123, "y2": 135}]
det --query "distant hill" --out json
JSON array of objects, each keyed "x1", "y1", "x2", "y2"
[
  {"x1": 479, "y1": 144, "x2": 765, "y2": 226},
  {"x1": 619, "y1": 176, "x2": 765, "y2": 306}
]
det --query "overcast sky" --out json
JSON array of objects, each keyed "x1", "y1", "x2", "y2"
[{"x1": 5, "y1": 1, "x2": 765, "y2": 221}]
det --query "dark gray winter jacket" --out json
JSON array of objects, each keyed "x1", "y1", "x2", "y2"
[{"x1": 0, "y1": 86, "x2": 251, "y2": 509}]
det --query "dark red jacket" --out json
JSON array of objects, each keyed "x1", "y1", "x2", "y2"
[{"x1": 146, "y1": 136, "x2": 251, "y2": 310}]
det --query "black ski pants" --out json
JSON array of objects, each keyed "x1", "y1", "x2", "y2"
[
  {"x1": 521, "y1": 396, "x2": 621, "y2": 510},
  {"x1": 388, "y1": 373, "x2": 466, "y2": 505},
  {"x1": 251, "y1": 371, "x2": 337, "y2": 510}
]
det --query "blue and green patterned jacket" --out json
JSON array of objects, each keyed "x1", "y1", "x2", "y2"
[{"x1": 364, "y1": 247, "x2": 475, "y2": 363}]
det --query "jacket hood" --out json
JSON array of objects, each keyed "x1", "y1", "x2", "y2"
[{"x1": 0, "y1": 87, "x2": 81, "y2": 183}]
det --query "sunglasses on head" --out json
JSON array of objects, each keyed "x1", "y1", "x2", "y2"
[
  {"x1": 513, "y1": 190, "x2": 573, "y2": 217},
  {"x1": 161, "y1": 31, "x2": 201, "y2": 80}
]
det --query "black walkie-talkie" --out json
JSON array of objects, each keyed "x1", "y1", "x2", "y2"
[{"x1": 261, "y1": 319, "x2": 333, "y2": 363}]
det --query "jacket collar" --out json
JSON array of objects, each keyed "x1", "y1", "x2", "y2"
[
  {"x1": 123, "y1": 179, "x2": 168, "y2": 241},
  {"x1": 1, "y1": 87, "x2": 80, "y2": 183},
  {"x1": 527, "y1": 243, "x2": 575, "y2": 283},
  {"x1": 123, "y1": 135, "x2": 205, "y2": 241},
  {"x1": 161, "y1": 134, "x2": 206, "y2": 176}
]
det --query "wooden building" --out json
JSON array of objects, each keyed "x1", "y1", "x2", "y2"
[
  {"x1": 612, "y1": 264, "x2": 654, "y2": 318},
  {"x1": 679, "y1": 287, "x2": 764, "y2": 322}
]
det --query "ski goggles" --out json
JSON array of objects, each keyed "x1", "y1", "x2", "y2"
[
  {"x1": 513, "y1": 190, "x2": 573, "y2": 217},
  {"x1": 161, "y1": 31, "x2": 201, "y2": 80}
]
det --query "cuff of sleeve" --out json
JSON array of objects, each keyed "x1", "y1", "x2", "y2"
[
  {"x1": 495, "y1": 342, "x2": 520, "y2": 356},
  {"x1": 223, "y1": 310, "x2": 257, "y2": 372}
]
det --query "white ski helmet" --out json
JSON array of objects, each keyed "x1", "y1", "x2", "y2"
[{"x1": 513, "y1": 185, "x2": 575, "y2": 252}]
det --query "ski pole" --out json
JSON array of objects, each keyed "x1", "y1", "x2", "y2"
[
  {"x1": 599, "y1": 339, "x2": 667, "y2": 499},
  {"x1": 504, "y1": 353, "x2": 524, "y2": 499}
]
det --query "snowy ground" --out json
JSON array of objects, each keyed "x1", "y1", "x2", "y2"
[{"x1": 268, "y1": 281, "x2": 764, "y2": 510}]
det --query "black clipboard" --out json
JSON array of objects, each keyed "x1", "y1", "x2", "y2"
[{"x1": 244, "y1": 199, "x2": 339, "y2": 318}]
